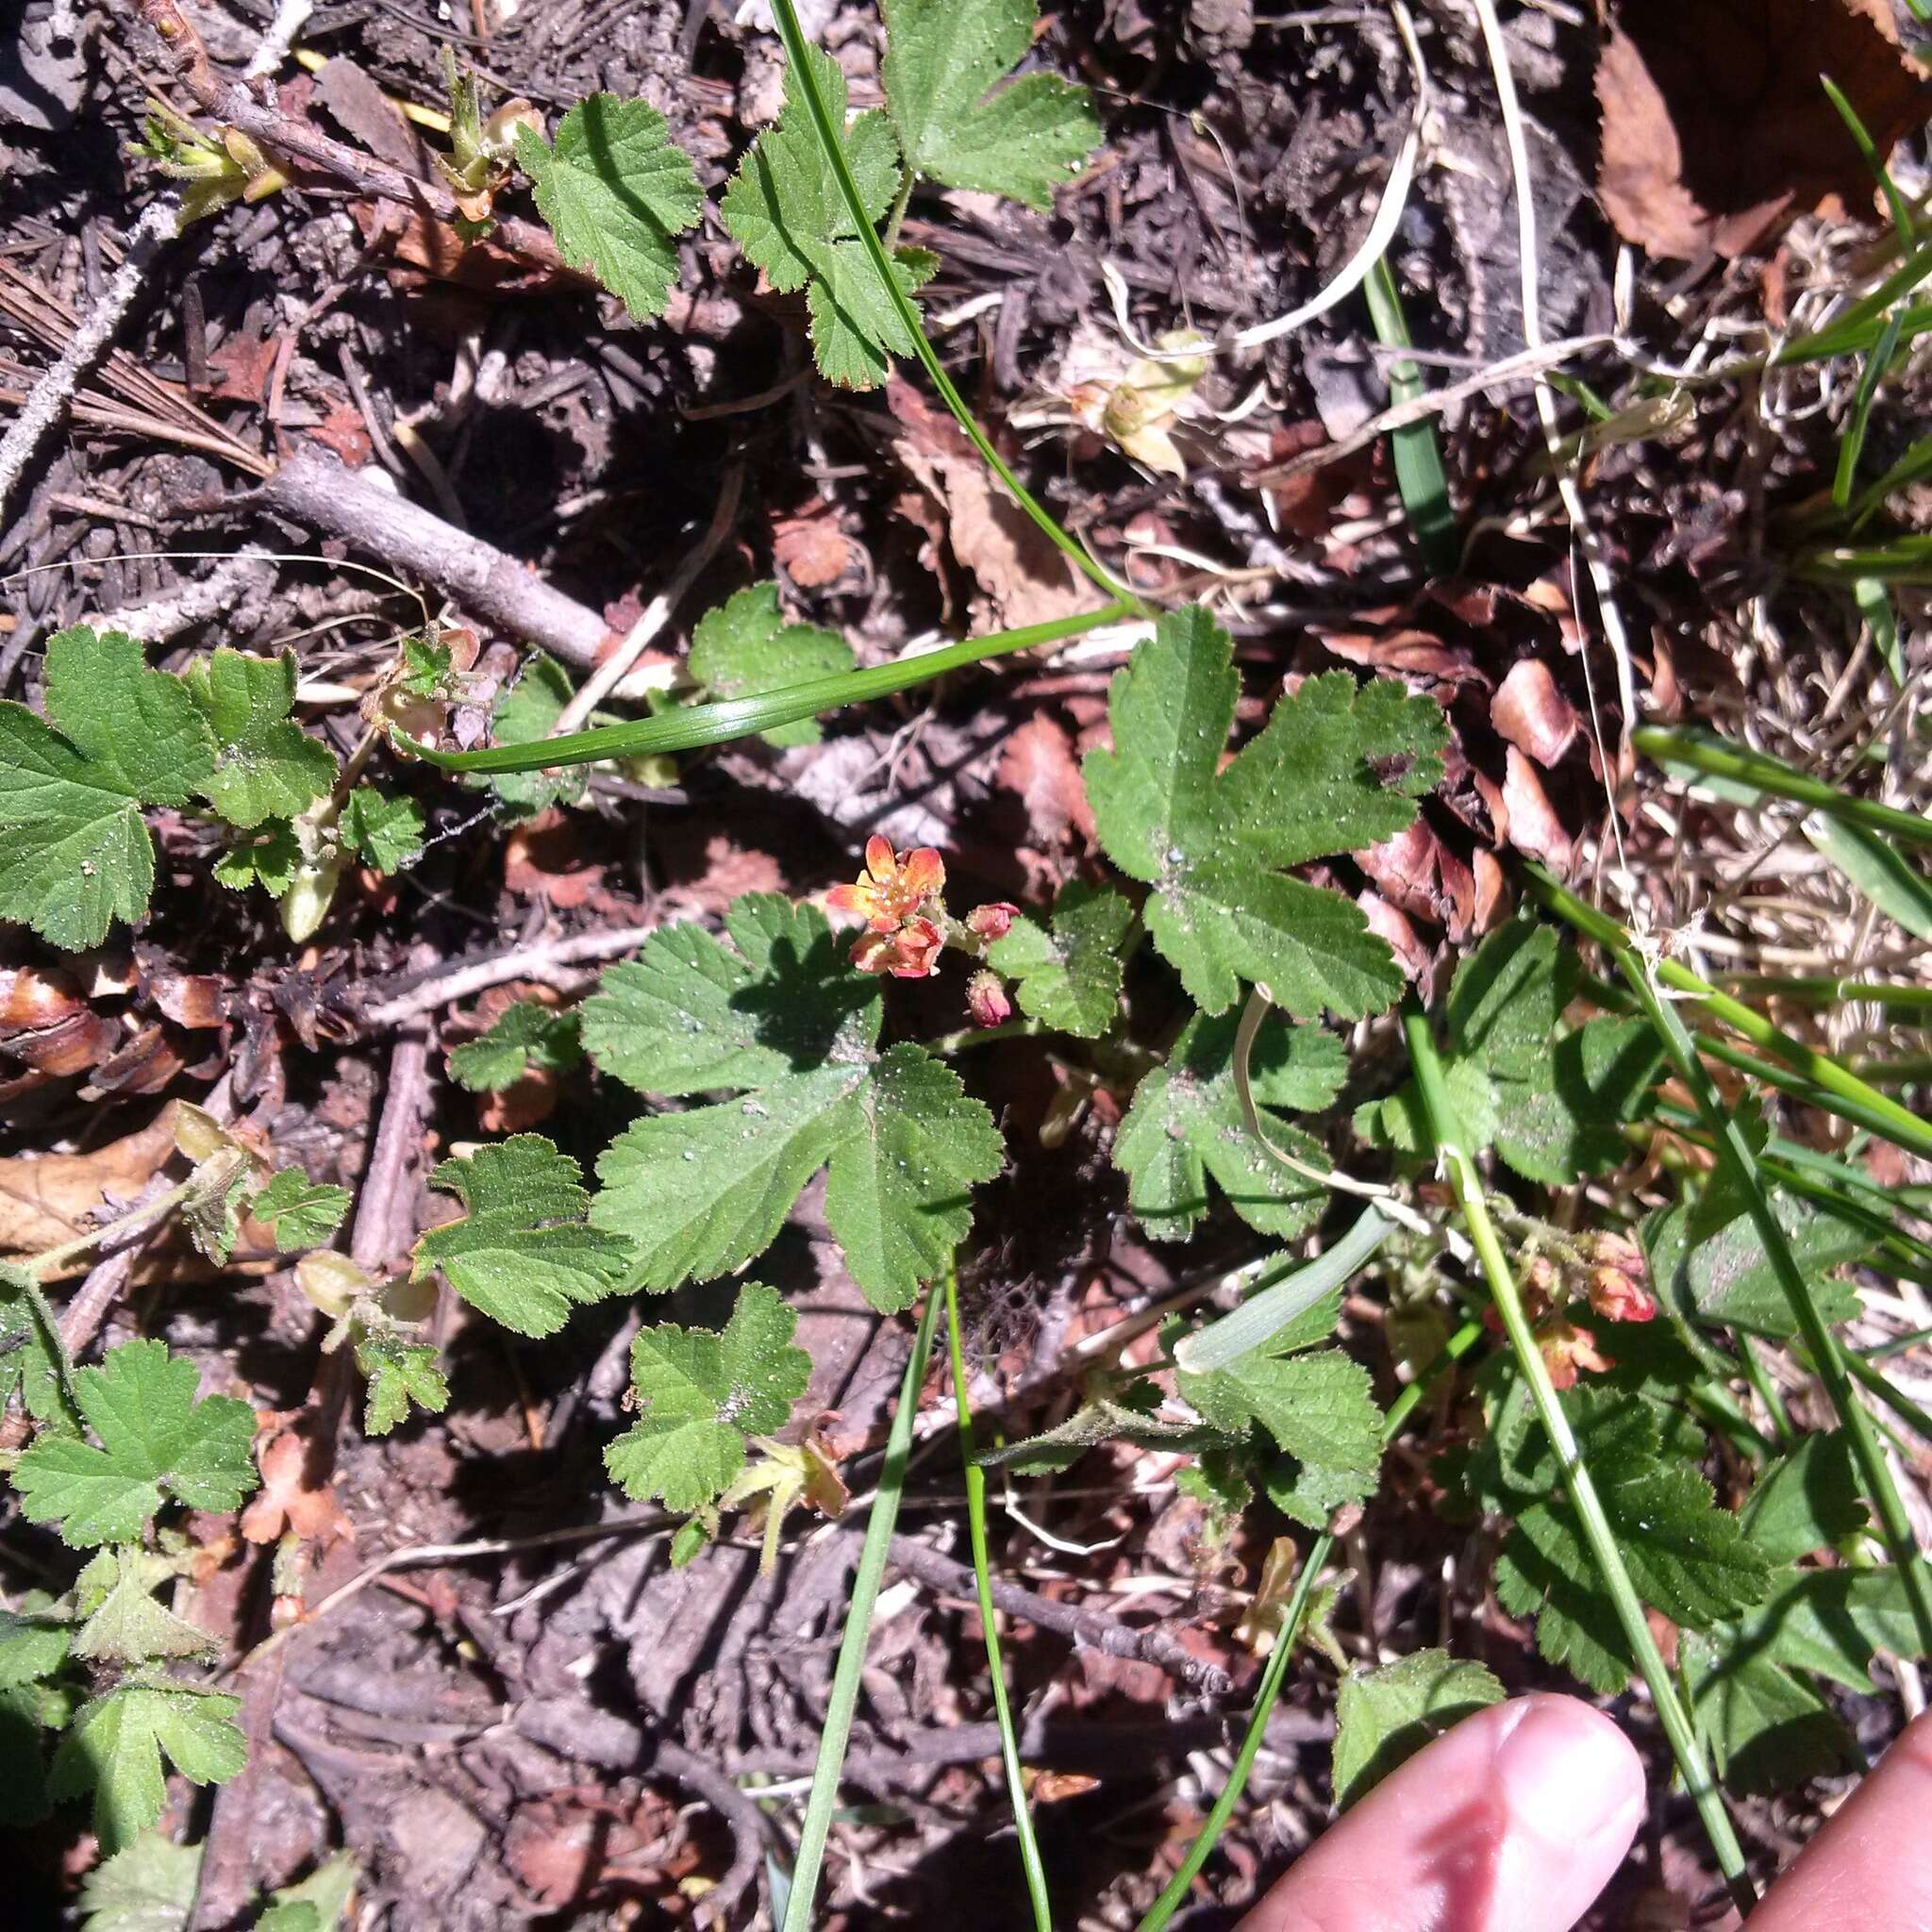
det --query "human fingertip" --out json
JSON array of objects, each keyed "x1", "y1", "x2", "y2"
[{"x1": 1492, "y1": 1693, "x2": 1646, "y2": 1851}]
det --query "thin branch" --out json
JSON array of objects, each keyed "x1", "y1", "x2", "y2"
[
  {"x1": 351, "y1": 920, "x2": 659, "y2": 1029},
  {"x1": 264, "y1": 449, "x2": 614, "y2": 668},
  {"x1": 887, "y1": 1534, "x2": 1231, "y2": 1695},
  {"x1": 133, "y1": 0, "x2": 566, "y2": 273}
]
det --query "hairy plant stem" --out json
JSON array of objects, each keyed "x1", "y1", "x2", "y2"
[
  {"x1": 414, "y1": 599, "x2": 1135, "y2": 774},
  {"x1": 29, "y1": 1180, "x2": 196, "y2": 1283},
  {"x1": 1401, "y1": 1003, "x2": 1757, "y2": 1914},
  {"x1": 1134, "y1": 1313, "x2": 1486, "y2": 1932},
  {"x1": 765, "y1": 0, "x2": 1145, "y2": 616},
  {"x1": 783, "y1": 1289, "x2": 941, "y2": 1932},
  {"x1": 1530, "y1": 869, "x2": 1932, "y2": 1165},
  {"x1": 1593, "y1": 949, "x2": 1932, "y2": 1659},
  {"x1": 943, "y1": 1259, "x2": 1053, "y2": 1931}
]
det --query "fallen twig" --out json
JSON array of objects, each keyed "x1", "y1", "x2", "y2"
[
  {"x1": 888, "y1": 1534, "x2": 1232, "y2": 1695},
  {"x1": 264, "y1": 448, "x2": 614, "y2": 668},
  {"x1": 350, "y1": 920, "x2": 660, "y2": 1030}
]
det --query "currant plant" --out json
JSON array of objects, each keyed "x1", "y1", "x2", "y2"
[{"x1": 23, "y1": 0, "x2": 1932, "y2": 1914}]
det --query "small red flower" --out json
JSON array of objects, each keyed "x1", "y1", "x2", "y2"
[
  {"x1": 966, "y1": 901, "x2": 1019, "y2": 943},
  {"x1": 827, "y1": 835, "x2": 945, "y2": 932},
  {"x1": 965, "y1": 971, "x2": 1012, "y2": 1028},
  {"x1": 1587, "y1": 1265, "x2": 1658, "y2": 1325},
  {"x1": 850, "y1": 915, "x2": 944, "y2": 979},
  {"x1": 1541, "y1": 1318, "x2": 1614, "y2": 1391}
]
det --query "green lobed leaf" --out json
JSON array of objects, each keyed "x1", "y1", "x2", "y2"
[
  {"x1": 71, "y1": 1548, "x2": 218, "y2": 1667},
  {"x1": 880, "y1": 0, "x2": 1100, "y2": 210},
  {"x1": 515, "y1": 95, "x2": 703, "y2": 319},
  {"x1": 1682, "y1": 1635, "x2": 1854, "y2": 1795},
  {"x1": 413, "y1": 1134, "x2": 635, "y2": 1338},
  {"x1": 447, "y1": 1002, "x2": 583, "y2": 1091},
  {"x1": 212, "y1": 819, "x2": 302, "y2": 896},
  {"x1": 0, "y1": 1605, "x2": 73, "y2": 1690},
  {"x1": 0, "y1": 1262, "x2": 71, "y2": 1423},
  {"x1": 605, "y1": 1283, "x2": 812, "y2": 1511},
  {"x1": 0, "y1": 626, "x2": 217, "y2": 948},
  {"x1": 1644, "y1": 1194, "x2": 1863, "y2": 1341},
  {"x1": 687, "y1": 584, "x2": 855, "y2": 747},
  {"x1": 259, "y1": 1851, "x2": 359, "y2": 1932},
  {"x1": 823, "y1": 1042, "x2": 1006, "y2": 1309},
  {"x1": 356, "y1": 1336, "x2": 450, "y2": 1437},
  {"x1": 341, "y1": 787, "x2": 425, "y2": 874},
  {"x1": 1491, "y1": 1386, "x2": 1776, "y2": 1694},
  {"x1": 51, "y1": 1681, "x2": 246, "y2": 1853},
  {"x1": 1114, "y1": 1009, "x2": 1345, "y2": 1241},
  {"x1": 586, "y1": 897, "x2": 1002, "y2": 1309},
  {"x1": 399, "y1": 635, "x2": 458, "y2": 699},
  {"x1": 1179, "y1": 1343, "x2": 1383, "y2": 1528},
  {"x1": 580, "y1": 892, "x2": 876, "y2": 1093},
  {"x1": 182, "y1": 647, "x2": 336, "y2": 828},
  {"x1": 1740, "y1": 1432, "x2": 1867, "y2": 1565},
  {"x1": 720, "y1": 43, "x2": 931, "y2": 388},
  {"x1": 77, "y1": 1831, "x2": 203, "y2": 1932},
  {"x1": 1359, "y1": 920, "x2": 1663, "y2": 1184},
  {"x1": 249, "y1": 1169, "x2": 353, "y2": 1250},
  {"x1": 985, "y1": 882, "x2": 1131, "y2": 1037},
  {"x1": 1084, "y1": 607, "x2": 1445, "y2": 1018},
  {"x1": 13, "y1": 1340, "x2": 258, "y2": 1548},
  {"x1": 1331, "y1": 1648, "x2": 1507, "y2": 1809}
]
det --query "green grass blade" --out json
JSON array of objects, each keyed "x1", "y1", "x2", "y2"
[
  {"x1": 1832, "y1": 308, "x2": 1906, "y2": 508},
  {"x1": 1803, "y1": 814, "x2": 1932, "y2": 941},
  {"x1": 1799, "y1": 528, "x2": 1932, "y2": 583},
  {"x1": 1774, "y1": 238, "x2": 1932, "y2": 364},
  {"x1": 1849, "y1": 436, "x2": 1932, "y2": 529},
  {"x1": 1705, "y1": 973, "x2": 1932, "y2": 1012},
  {"x1": 1852, "y1": 575, "x2": 1907, "y2": 681},
  {"x1": 765, "y1": 0, "x2": 1143, "y2": 616},
  {"x1": 411, "y1": 600, "x2": 1132, "y2": 774},
  {"x1": 1363, "y1": 257, "x2": 1457, "y2": 575},
  {"x1": 1135, "y1": 1314, "x2": 1485, "y2": 1931},
  {"x1": 942, "y1": 1259, "x2": 1053, "y2": 1932},
  {"x1": 783, "y1": 1288, "x2": 941, "y2": 1932},
  {"x1": 1533, "y1": 870, "x2": 1932, "y2": 1166},
  {"x1": 1401, "y1": 1002, "x2": 1757, "y2": 1915},
  {"x1": 1822, "y1": 75, "x2": 1917, "y2": 245},
  {"x1": 1633, "y1": 724, "x2": 1932, "y2": 849},
  {"x1": 1133, "y1": 1538, "x2": 1320, "y2": 1932},
  {"x1": 1592, "y1": 947, "x2": 1932, "y2": 1661},
  {"x1": 1175, "y1": 1208, "x2": 1394, "y2": 1374}
]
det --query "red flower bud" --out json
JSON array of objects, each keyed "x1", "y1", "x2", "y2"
[
  {"x1": 966, "y1": 971, "x2": 1012, "y2": 1028},
  {"x1": 966, "y1": 901, "x2": 1019, "y2": 942}
]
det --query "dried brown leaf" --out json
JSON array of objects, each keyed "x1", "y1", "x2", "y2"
[{"x1": 1598, "y1": 0, "x2": 1932, "y2": 258}]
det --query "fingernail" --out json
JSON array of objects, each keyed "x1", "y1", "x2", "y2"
[{"x1": 1493, "y1": 1697, "x2": 1644, "y2": 1848}]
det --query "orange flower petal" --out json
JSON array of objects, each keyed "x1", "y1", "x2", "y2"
[{"x1": 901, "y1": 847, "x2": 945, "y2": 898}]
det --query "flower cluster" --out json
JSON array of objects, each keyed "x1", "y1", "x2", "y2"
[
  {"x1": 827, "y1": 840, "x2": 1023, "y2": 1028},
  {"x1": 828, "y1": 837, "x2": 946, "y2": 979},
  {"x1": 1502, "y1": 1228, "x2": 1657, "y2": 1391}
]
